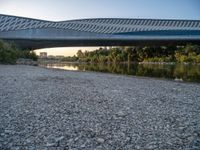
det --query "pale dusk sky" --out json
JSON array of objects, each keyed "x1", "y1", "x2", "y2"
[{"x1": 34, "y1": 47, "x2": 100, "y2": 57}]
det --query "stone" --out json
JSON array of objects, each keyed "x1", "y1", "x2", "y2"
[
  {"x1": 116, "y1": 110, "x2": 126, "y2": 117},
  {"x1": 46, "y1": 142, "x2": 57, "y2": 147},
  {"x1": 97, "y1": 138, "x2": 105, "y2": 144},
  {"x1": 55, "y1": 136, "x2": 64, "y2": 142},
  {"x1": 135, "y1": 145, "x2": 141, "y2": 149},
  {"x1": 0, "y1": 65, "x2": 200, "y2": 149}
]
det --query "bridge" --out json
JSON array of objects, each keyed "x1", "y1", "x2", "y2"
[{"x1": 0, "y1": 14, "x2": 200, "y2": 49}]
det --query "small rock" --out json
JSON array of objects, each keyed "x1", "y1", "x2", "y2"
[
  {"x1": 135, "y1": 145, "x2": 141, "y2": 149},
  {"x1": 55, "y1": 136, "x2": 64, "y2": 142},
  {"x1": 4, "y1": 129, "x2": 12, "y2": 134},
  {"x1": 74, "y1": 137, "x2": 79, "y2": 141},
  {"x1": 145, "y1": 142, "x2": 158, "y2": 149},
  {"x1": 46, "y1": 142, "x2": 57, "y2": 147},
  {"x1": 97, "y1": 138, "x2": 105, "y2": 143},
  {"x1": 126, "y1": 137, "x2": 131, "y2": 142},
  {"x1": 68, "y1": 138, "x2": 73, "y2": 143},
  {"x1": 1, "y1": 133, "x2": 5, "y2": 136},
  {"x1": 174, "y1": 78, "x2": 183, "y2": 82},
  {"x1": 116, "y1": 110, "x2": 126, "y2": 117},
  {"x1": 81, "y1": 144, "x2": 86, "y2": 148},
  {"x1": 26, "y1": 138, "x2": 32, "y2": 143}
]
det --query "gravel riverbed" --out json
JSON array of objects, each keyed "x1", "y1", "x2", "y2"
[{"x1": 0, "y1": 65, "x2": 200, "y2": 150}]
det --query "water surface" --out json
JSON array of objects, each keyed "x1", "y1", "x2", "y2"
[{"x1": 39, "y1": 62, "x2": 200, "y2": 83}]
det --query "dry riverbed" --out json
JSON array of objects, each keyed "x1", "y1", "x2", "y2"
[{"x1": 0, "y1": 65, "x2": 200, "y2": 149}]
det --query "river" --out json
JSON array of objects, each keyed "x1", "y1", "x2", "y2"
[{"x1": 39, "y1": 62, "x2": 200, "y2": 83}]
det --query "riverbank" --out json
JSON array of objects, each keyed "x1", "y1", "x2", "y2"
[
  {"x1": 39, "y1": 62, "x2": 200, "y2": 83},
  {"x1": 0, "y1": 65, "x2": 200, "y2": 149}
]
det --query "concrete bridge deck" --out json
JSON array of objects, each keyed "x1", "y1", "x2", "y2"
[{"x1": 0, "y1": 14, "x2": 200, "y2": 49}]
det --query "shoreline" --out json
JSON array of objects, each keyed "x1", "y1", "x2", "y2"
[
  {"x1": 38, "y1": 62, "x2": 200, "y2": 84},
  {"x1": 38, "y1": 64, "x2": 200, "y2": 85},
  {"x1": 38, "y1": 59, "x2": 200, "y2": 65}
]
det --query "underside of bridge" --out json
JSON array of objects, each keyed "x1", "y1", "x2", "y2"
[
  {"x1": 3, "y1": 38, "x2": 200, "y2": 50},
  {"x1": 0, "y1": 14, "x2": 200, "y2": 49}
]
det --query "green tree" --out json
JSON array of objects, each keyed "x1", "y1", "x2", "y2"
[
  {"x1": 0, "y1": 40, "x2": 38, "y2": 64},
  {"x1": 76, "y1": 50, "x2": 84, "y2": 58}
]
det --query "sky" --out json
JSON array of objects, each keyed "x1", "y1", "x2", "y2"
[
  {"x1": 34, "y1": 47, "x2": 100, "y2": 57},
  {"x1": 0, "y1": 0, "x2": 200, "y2": 56},
  {"x1": 0, "y1": 0, "x2": 200, "y2": 21}
]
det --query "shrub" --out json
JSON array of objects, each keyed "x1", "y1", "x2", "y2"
[{"x1": 0, "y1": 40, "x2": 38, "y2": 64}]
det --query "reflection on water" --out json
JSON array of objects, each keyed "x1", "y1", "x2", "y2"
[
  {"x1": 46, "y1": 64, "x2": 79, "y2": 71},
  {"x1": 39, "y1": 62, "x2": 200, "y2": 83}
]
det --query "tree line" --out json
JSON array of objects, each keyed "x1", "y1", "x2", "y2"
[
  {"x1": 76, "y1": 45, "x2": 200, "y2": 63},
  {"x1": 0, "y1": 40, "x2": 38, "y2": 64}
]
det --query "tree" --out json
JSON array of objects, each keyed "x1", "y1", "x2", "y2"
[
  {"x1": 76, "y1": 50, "x2": 84, "y2": 58},
  {"x1": 0, "y1": 40, "x2": 38, "y2": 64}
]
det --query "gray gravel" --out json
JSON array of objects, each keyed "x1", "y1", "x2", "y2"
[{"x1": 0, "y1": 65, "x2": 200, "y2": 150}]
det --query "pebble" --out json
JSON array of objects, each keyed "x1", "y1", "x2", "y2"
[
  {"x1": 116, "y1": 110, "x2": 126, "y2": 117},
  {"x1": 46, "y1": 142, "x2": 57, "y2": 147},
  {"x1": 97, "y1": 138, "x2": 105, "y2": 143},
  {"x1": 0, "y1": 65, "x2": 199, "y2": 149},
  {"x1": 55, "y1": 136, "x2": 64, "y2": 142}
]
